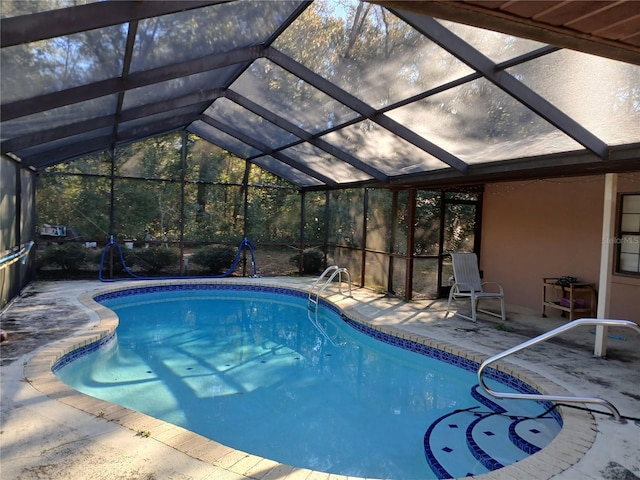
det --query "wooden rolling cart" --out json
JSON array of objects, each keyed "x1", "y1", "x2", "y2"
[{"x1": 542, "y1": 277, "x2": 596, "y2": 321}]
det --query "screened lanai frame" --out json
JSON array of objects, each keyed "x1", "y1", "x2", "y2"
[
  {"x1": 1, "y1": 0, "x2": 639, "y2": 300},
  {"x1": 2, "y1": 0, "x2": 639, "y2": 181},
  {"x1": 31, "y1": 131, "x2": 482, "y2": 301}
]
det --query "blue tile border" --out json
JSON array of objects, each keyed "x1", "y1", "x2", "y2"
[
  {"x1": 342, "y1": 316, "x2": 555, "y2": 403},
  {"x1": 471, "y1": 384, "x2": 507, "y2": 414},
  {"x1": 93, "y1": 283, "x2": 311, "y2": 303},
  {"x1": 51, "y1": 330, "x2": 117, "y2": 374},
  {"x1": 465, "y1": 414, "x2": 505, "y2": 471},
  {"x1": 508, "y1": 419, "x2": 542, "y2": 455},
  {"x1": 423, "y1": 408, "x2": 467, "y2": 479}
]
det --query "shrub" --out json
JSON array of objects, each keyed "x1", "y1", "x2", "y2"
[
  {"x1": 290, "y1": 247, "x2": 324, "y2": 274},
  {"x1": 134, "y1": 247, "x2": 180, "y2": 273},
  {"x1": 191, "y1": 245, "x2": 237, "y2": 273},
  {"x1": 38, "y1": 243, "x2": 88, "y2": 271}
]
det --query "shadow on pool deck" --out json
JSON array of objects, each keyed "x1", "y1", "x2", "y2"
[{"x1": 1, "y1": 278, "x2": 638, "y2": 480}]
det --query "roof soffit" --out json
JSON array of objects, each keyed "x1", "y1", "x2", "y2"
[{"x1": 372, "y1": 1, "x2": 640, "y2": 66}]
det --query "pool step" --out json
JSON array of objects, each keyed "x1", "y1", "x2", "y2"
[
  {"x1": 424, "y1": 408, "x2": 491, "y2": 479},
  {"x1": 424, "y1": 386, "x2": 559, "y2": 479},
  {"x1": 510, "y1": 416, "x2": 561, "y2": 454},
  {"x1": 466, "y1": 413, "x2": 529, "y2": 470}
]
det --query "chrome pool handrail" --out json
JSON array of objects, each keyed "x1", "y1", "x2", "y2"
[
  {"x1": 478, "y1": 318, "x2": 640, "y2": 424},
  {"x1": 308, "y1": 265, "x2": 352, "y2": 303},
  {"x1": 308, "y1": 266, "x2": 351, "y2": 346}
]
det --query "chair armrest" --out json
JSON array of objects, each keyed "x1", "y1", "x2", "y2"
[
  {"x1": 452, "y1": 281, "x2": 477, "y2": 293},
  {"x1": 481, "y1": 282, "x2": 504, "y2": 295}
]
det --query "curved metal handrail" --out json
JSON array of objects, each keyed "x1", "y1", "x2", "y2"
[
  {"x1": 478, "y1": 318, "x2": 640, "y2": 424},
  {"x1": 308, "y1": 265, "x2": 352, "y2": 301},
  {"x1": 307, "y1": 266, "x2": 352, "y2": 346},
  {"x1": 0, "y1": 241, "x2": 34, "y2": 270}
]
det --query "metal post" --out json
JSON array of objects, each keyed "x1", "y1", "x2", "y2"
[
  {"x1": 179, "y1": 130, "x2": 187, "y2": 275},
  {"x1": 388, "y1": 191, "x2": 398, "y2": 294},
  {"x1": 437, "y1": 190, "x2": 447, "y2": 296},
  {"x1": 405, "y1": 189, "x2": 416, "y2": 300},
  {"x1": 299, "y1": 190, "x2": 306, "y2": 274},
  {"x1": 241, "y1": 160, "x2": 251, "y2": 276},
  {"x1": 108, "y1": 148, "x2": 116, "y2": 279},
  {"x1": 324, "y1": 191, "x2": 330, "y2": 268},
  {"x1": 14, "y1": 165, "x2": 22, "y2": 291},
  {"x1": 361, "y1": 188, "x2": 368, "y2": 288}
]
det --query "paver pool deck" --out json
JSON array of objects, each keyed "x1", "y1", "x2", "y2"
[{"x1": 1, "y1": 277, "x2": 638, "y2": 480}]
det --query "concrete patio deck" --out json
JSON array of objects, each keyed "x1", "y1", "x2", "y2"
[{"x1": 1, "y1": 278, "x2": 638, "y2": 480}]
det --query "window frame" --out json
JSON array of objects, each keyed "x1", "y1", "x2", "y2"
[{"x1": 615, "y1": 193, "x2": 640, "y2": 276}]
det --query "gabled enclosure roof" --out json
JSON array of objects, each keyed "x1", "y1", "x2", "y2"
[{"x1": 2, "y1": 0, "x2": 639, "y2": 190}]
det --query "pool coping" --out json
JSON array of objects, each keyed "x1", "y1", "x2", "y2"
[{"x1": 23, "y1": 279, "x2": 596, "y2": 480}]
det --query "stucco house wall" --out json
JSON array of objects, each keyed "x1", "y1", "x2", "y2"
[{"x1": 480, "y1": 173, "x2": 640, "y2": 322}]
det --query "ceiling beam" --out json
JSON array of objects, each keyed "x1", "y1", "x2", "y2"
[
  {"x1": 225, "y1": 90, "x2": 388, "y2": 183},
  {"x1": 20, "y1": 113, "x2": 197, "y2": 167},
  {"x1": 1, "y1": 1, "x2": 227, "y2": 48},
  {"x1": 265, "y1": 47, "x2": 470, "y2": 175},
  {"x1": 20, "y1": 135, "x2": 114, "y2": 169},
  {"x1": 117, "y1": 113, "x2": 199, "y2": 143},
  {"x1": 2, "y1": 116, "x2": 115, "y2": 155},
  {"x1": 384, "y1": 150, "x2": 640, "y2": 188},
  {"x1": 187, "y1": 124, "x2": 314, "y2": 188},
  {"x1": 248, "y1": 157, "x2": 321, "y2": 189},
  {"x1": 110, "y1": 19, "x2": 139, "y2": 150},
  {"x1": 200, "y1": 116, "x2": 338, "y2": 187},
  {"x1": 386, "y1": 144, "x2": 640, "y2": 189},
  {"x1": 1, "y1": 46, "x2": 261, "y2": 121},
  {"x1": 2, "y1": 89, "x2": 225, "y2": 154},
  {"x1": 392, "y1": 9, "x2": 611, "y2": 160},
  {"x1": 263, "y1": 1, "x2": 313, "y2": 47}
]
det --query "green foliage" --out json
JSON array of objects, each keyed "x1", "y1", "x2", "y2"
[
  {"x1": 190, "y1": 245, "x2": 237, "y2": 273},
  {"x1": 366, "y1": 189, "x2": 393, "y2": 252},
  {"x1": 134, "y1": 247, "x2": 180, "y2": 273},
  {"x1": 38, "y1": 243, "x2": 88, "y2": 271},
  {"x1": 36, "y1": 174, "x2": 111, "y2": 241},
  {"x1": 183, "y1": 151, "x2": 245, "y2": 242},
  {"x1": 247, "y1": 187, "x2": 300, "y2": 243},
  {"x1": 327, "y1": 189, "x2": 363, "y2": 247},
  {"x1": 290, "y1": 247, "x2": 324, "y2": 274},
  {"x1": 303, "y1": 192, "x2": 326, "y2": 244}
]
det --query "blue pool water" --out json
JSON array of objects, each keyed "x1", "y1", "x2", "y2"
[{"x1": 55, "y1": 285, "x2": 561, "y2": 479}]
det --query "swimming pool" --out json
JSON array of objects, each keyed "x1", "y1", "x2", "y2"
[{"x1": 54, "y1": 284, "x2": 562, "y2": 479}]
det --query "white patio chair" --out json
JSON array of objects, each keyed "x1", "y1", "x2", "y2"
[{"x1": 445, "y1": 253, "x2": 506, "y2": 322}]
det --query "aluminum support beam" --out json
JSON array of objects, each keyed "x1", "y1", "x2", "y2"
[
  {"x1": 225, "y1": 90, "x2": 389, "y2": 183},
  {"x1": 3, "y1": 91, "x2": 224, "y2": 154},
  {"x1": 200, "y1": 116, "x2": 338, "y2": 187},
  {"x1": 22, "y1": 113, "x2": 196, "y2": 168},
  {"x1": 1, "y1": 1, "x2": 226, "y2": 47},
  {"x1": 21, "y1": 136, "x2": 114, "y2": 169},
  {"x1": 2, "y1": 46, "x2": 261, "y2": 121},
  {"x1": 392, "y1": 9, "x2": 610, "y2": 160},
  {"x1": 117, "y1": 113, "x2": 200, "y2": 143},
  {"x1": 110, "y1": 19, "x2": 138, "y2": 151},
  {"x1": 265, "y1": 47, "x2": 470, "y2": 174}
]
